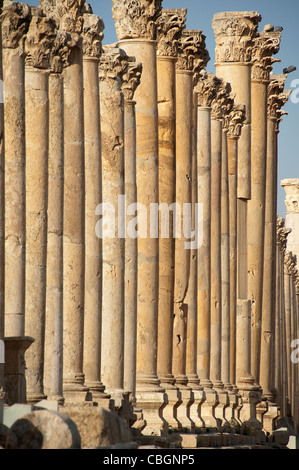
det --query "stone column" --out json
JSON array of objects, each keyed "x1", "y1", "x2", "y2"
[
  {"x1": 112, "y1": 0, "x2": 167, "y2": 435},
  {"x1": 261, "y1": 75, "x2": 290, "y2": 430},
  {"x1": 249, "y1": 30, "x2": 281, "y2": 388},
  {"x1": 0, "y1": 0, "x2": 4, "y2": 421},
  {"x1": 1, "y1": 2, "x2": 30, "y2": 338},
  {"x1": 195, "y1": 72, "x2": 219, "y2": 427},
  {"x1": 173, "y1": 29, "x2": 209, "y2": 432},
  {"x1": 81, "y1": 13, "x2": 108, "y2": 402},
  {"x1": 212, "y1": 12, "x2": 262, "y2": 427},
  {"x1": 24, "y1": 13, "x2": 58, "y2": 403},
  {"x1": 282, "y1": 179, "x2": 299, "y2": 261},
  {"x1": 284, "y1": 252, "x2": 296, "y2": 418},
  {"x1": 98, "y1": 46, "x2": 127, "y2": 402},
  {"x1": 156, "y1": 8, "x2": 186, "y2": 429},
  {"x1": 121, "y1": 59, "x2": 142, "y2": 401},
  {"x1": 210, "y1": 81, "x2": 233, "y2": 426},
  {"x1": 59, "y1": 3, "x2": 88, "y2": 403}
]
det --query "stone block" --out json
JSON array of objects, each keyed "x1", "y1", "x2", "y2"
[{"x1": 3, "y1": 404, "x2": 33, "y2": 428}]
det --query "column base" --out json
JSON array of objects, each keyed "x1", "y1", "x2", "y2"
[
  {"x1": 225, "y1": 390, "x2": 240, "y2": 430},
  {"x1": 63, "y1": 377, "x2": 89, "y2": 405},
  {"x1": 174, "y1": 386, "x2": 195, "y2": 433},
  {"x1": 200, "y1": 387, "x2": 220, "y2": 431},
  {"x1": 161, "y1": 386, "x2": 182, "y2": 431},
  {"x1": 135, "y1": 388, "x2": 168, "y2": 436},
  {"x1": 263, "y1": 401, "x2": 279, "y2": 433},
  {"x1": 237, "y1": 383, "x2": 263, "y2": 433},
  {"x1": 214, "y1": 388, "x2": 230, "y2": 431},
  {"x1": 41, "y1": 395, "x2": 65, "y2": 406},
  {"x1": 189, "y1": 388, "x2": 206, "y2": 431}
]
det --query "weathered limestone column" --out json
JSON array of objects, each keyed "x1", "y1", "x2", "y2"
[
  {"x1": 290, "y1": 264, "x2": 298, "y2": 424},
  {"x1": 99, "y1": 46, "x2": 127, "y2": 401},
  {"x1": 249, "y1": 30, "x2": 281, "y2": 388},
  {"x1": 212, "y1": 12, "x2": 262, "y2": 427},
  {"x1": 156, "y1": 8, "x2": 186, "y2": 429},
  {"x1": 210, "y1": 81, "x2": 233, "y2": 425},
  {"x1": 282, "y1": 179, "x2": 299, "y2": 261},
  {"x1": 82, "y1": 13, "x2": 107, "y2": 402},
  {"x1": 112, "y1": 0, "x2": 167, "y2": 435},
  {"x1": 195, "y1": 72, "x2": 219, "y2": 427},
  {"x1": 60, "y1": 3, "x2": 88, "y2": 402},
  {"x1": 24, "y1": 12, "x2": 57, "y2": 403},
  {"x1": 173, "y1": 29, "x2": 209, "y2": 432},
  {"x1": 261, "y1": 75, "x2": 290, "y2": 430},
  {"x1": 121, "y1": 59, "x2": 142, "y2": 401},
  {"x1": 226, "y1": 105, "x2": 246, "y2": 393},
  {"x1": 1, "y1": 2, "x2": 31, "y2": 338},
  {"x1": 284, "y1": 252, "x2": 296, "y2": 418},
  {"x1": 0, "y1": 0, "x2": 4, "y2": 421}
]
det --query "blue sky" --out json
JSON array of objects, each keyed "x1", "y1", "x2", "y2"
[{"x1": 29, "y1": 0, "x2": 299, "y2": 217}]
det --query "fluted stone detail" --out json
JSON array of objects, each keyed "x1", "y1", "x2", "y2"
[
  {"x1": 251, "y1": 30, "x2": 281, "y2": 82},
  {"x1": 1, "y1": 1, "x2": 31, "y2": 49},
  {"x1": 112, "y1": 0, "x2": 163, "y2": 41},
  {"x1": 212, "y1": 11, "x2": 261, "y2": 63},
  {"x1": 156, "y1": 8, "x2": 186, "y2": 57}
]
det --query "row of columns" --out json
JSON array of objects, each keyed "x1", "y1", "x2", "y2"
[{"x1": 0, "y1": 0, "x2": 298, "y2": 436}]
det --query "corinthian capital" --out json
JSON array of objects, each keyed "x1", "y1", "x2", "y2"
[
  {"x1": 40, "y1": 0, "x2": 86, "y2": 35},
  {"x1": 156, "y1": 8, "x2": 186, "y2": 57},
  {"x1": 195, "y1": 71, "x2": 218, "y2": 107},
  {"x1": 212, "y1": 11, "x2": 261, "y2": 63},
  {"x1": 268, "y1": 74, "x2": 291, "y2": 126},
  {"x1": 121, "y1": 59, "x2": 142, "y2": 101},
  {"x1": 277, "y1": 217, "x2": 291, "y2": 253},
  {"x1": 281, "y1": 179, "x2": 299, "y2": 214},
  {"x1": 227, "y1": 103, "x2": 246, "y2": 137},
  {"x1": 99, "y1": 45, "x2": 129, "y2": 89},
  {"x1": 251, "y1": 30, "x2": 281, "y2": 81},
  {"x1": 211, "y1": 78, "x2": 234, "y2": 120},
  {"x1": 1, "y1": 1, "x2": 31, "y2": 49},
  {"x1": 82, "y1": 13, "x2": 104, "y2": 58},
  {"x1": 112, "y1": 0, "x2": 162, "y2": 41},
  {"x1": 24, "y1": 10, "x2": 57, "y2": 69},
  {"x1": 284, "y1": 251, "x2": 297, "y2": 276},
  {"x1": 176, "y1": 29, "x2": 210, "y2": 74}
]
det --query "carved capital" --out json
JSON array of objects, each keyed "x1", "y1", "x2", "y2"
[
  {"x1": 82, "y1": 13, "x2": 104, "y2": 58},
  {"x1": 195, "y1": 71, "x2": 218, "y2": 107},
  {"x1": 99, "y1": 46, "x2": 129, "y2": 90},
  {"x1": 156, "y1": 8, "x2": 186, "y2": 57},
  {"x1": 112, "y1": 0, "x2": 162, "y2": 41},
  {"x1": 176, "y1": 29, "x2": 210, "y2": 74},
  {"x1": 268, "y1": 74, "x2": 291, "y2": 124},
  {"x1": 211, "y1": 78, "x2": 234, "y2": 121},
  {"x1": 25, "y1": 9, "x2": 57, "y2": 69},
  {"x1": 284, "y1": 251, "x2": 297, "y2": 277},
  {"x1": 212, "y1": 11, "x2": 261, "y2": 63},
  {"x1": 277, "y1": 217, "x2": 291, "y2": 253},
  {"x1": 251, "y1": 31, "x2": 281, "y2": 82},
  {"x1": 295, "y1": 272, "x2": 299, "y2": 295},
  {"x1": 121, "y1": 59, "x2": 142, "y2": 101},
  {"x1": 1, "y1": 1, "x2": 31, "y2": 49},
  {"x1": 40, "y1": 0, "x2": 86, "y2": 35},
  {"x1": 227, "y1": 103, "x2": 246, "y2": 137},
  {"x1": 281, "y1": 179, "x2": 299, "y2": 214}
]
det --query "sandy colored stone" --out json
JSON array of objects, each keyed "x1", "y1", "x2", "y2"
[{"x1": 11, "y1": 410, "x2": 81, "y2": 449}]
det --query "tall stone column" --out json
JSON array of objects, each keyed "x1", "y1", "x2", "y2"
[
  {"x1": 281, "y1": 179, "x2": 299, "y2": 261},
  {"x1": 226, "y1": 104, "x2": 246, "y2": 392},
  {"x1": 24, "y1": 13, "x2": 58, "y2": 403},
  {"x1": 212, "y1": 12, "x2": 262, "y2": 427},
  {"x1": 261, "y1": 75, "x2": 290, "y2": 429},
  {"x1": 195, "y1": 72, "x2": 219, "y2": 426},
  {"x1": 121, "y1": 59, "x2": 142, "y2": 401},
  {"x1": 156, "y1": 8, "x2": 186, "y2": 429},
  {"x1": 284, "y1": 252, "x2": 296, "y2": 418},
  {"x1": 0, "y1": 0, "x2": 4, "y2": 421},
  {"x1": 172, "y1": 29, "x2": 209, "y2": 431},
  {"x1": 1, "y1": 2, "x2": 31, "y2": 338},
  {"x1": 81, "y1": 13, "x2": 108, "y2": 402},
  {"x1": 112, "y1": 0, "x2": 167, "y2": 435},
  {"x1": 99, "y1": 46, "x2": 127, "y2": 402},
  {"x1": 249, "y1": 30, "x2": 281, "y2": 388}
]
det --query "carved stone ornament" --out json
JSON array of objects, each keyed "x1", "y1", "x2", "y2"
[
  {"x1": 40, "y1": 0, "x2": 86, "y2": 35},
  {"x1": 1, "y1": 1, "x2": 31, "y2": 49},
  {"x1": 268, "y1": 74, "x2": 291, "y2": 125},
  {"x1": 99, "y1": 46, "x2": 129, "y2": 89},
  {"x1": 176, "y1": 29, "x2": 210, "y2": 74},
  {"x1": 277, "y1": 217, "x2": 291, "y2": 253},
  {"x1": 25, "y1": 9, "x2": 57, "y2": 69},
  {"x1": 111, "y1": 0, "x2": 162, "y2": 41},
  {"x1": 251, "y1": 31, "x2": 281, "y2": 82},
  {"x1": 195, "y1": 71, "x2": 218, "y2": 107},
  {"x1": 156, "y1": 8, "x2": 186, "y2": 57},
  {"x1": 82, "y1": 13, "x2": 104, "y2": 58},
  {"x1": 282, "y1": 179, "x2": 299, "y2": 214},
  {"x1": 227, "y1": 103, "x2": 246, "y2": 137},
  {"x1": 121, "y1": 59, "x2": 142, "y2": 101},
  {"x1": 212, "y1": 11, "x2": 261, "y2": 63},
  {"x1": 211, "y1": 78, "x2": 234, "y2": 121},
  {"x1": 284, "y1": 251, "x2": 297, "y2": 276}
]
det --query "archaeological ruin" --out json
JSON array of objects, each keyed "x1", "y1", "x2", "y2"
[{"x1": 0, "y1": 0, "x2": 298, "y2": 449}]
